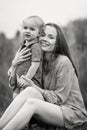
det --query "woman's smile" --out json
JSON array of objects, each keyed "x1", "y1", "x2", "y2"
[
  {"x1": 41, "y1": 25, "x2": 57, "y2": 52},
  {"x1": 41, "y1": 41, "x2": 50, "y2": 47}
]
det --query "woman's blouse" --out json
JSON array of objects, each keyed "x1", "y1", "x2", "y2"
[{"x1": 43, "y1": 55, "x2": 87, "y2": 129}]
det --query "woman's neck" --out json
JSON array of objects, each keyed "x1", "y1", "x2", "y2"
[{"x1": 44, "y1": 52, "x2": 53, "y2": 62}]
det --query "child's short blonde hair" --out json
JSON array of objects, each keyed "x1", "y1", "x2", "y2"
[{"x1": 23, "y1": 16, "x2": 44, "y2": 36}]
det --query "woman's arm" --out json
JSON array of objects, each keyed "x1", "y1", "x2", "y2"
[
  {"x1": 42, "y1": 57, "x2": 74, "y2": 105},
  {"x1": 12, "y1": 47, "x2": 31, "y2": 67},
  {"x1": 21, "y1": 57, "x2": 73, "y2": 105}
]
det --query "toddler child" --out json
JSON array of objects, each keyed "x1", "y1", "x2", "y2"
[{"x1": 8, "y1": 16, "x2": 44, "y2": 98}]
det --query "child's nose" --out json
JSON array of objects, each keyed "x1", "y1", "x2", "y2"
[{"x1": 26, "y1": 29, "x2": 30, "y2": 33}]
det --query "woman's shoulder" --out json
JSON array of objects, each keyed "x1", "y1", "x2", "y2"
[
  {"x1": 55, "y1": 55, "x2": 73, "y2": 69},
  {"x1": 56, "y1": 55, "x2": 71, "y2": 64}
]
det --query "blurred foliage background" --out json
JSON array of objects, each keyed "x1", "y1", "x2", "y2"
[{"x1": 0, "y1": 18, "x2": 87, "y2": 117}]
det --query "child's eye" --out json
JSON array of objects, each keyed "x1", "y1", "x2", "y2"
[
  {"x1": 23, "y1": 26, "x2": 27, "y2": 30},
  {"x1": 30, "y1": 27, "x2": 35, "y2": 31}
]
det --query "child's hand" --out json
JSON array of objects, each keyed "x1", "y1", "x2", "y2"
[
  {"x1": 21, "y1": 75, "x2": 35, "y2": 87},
  {"x1": 17, "y1": 75, "x2": 30, "y2": 89}
]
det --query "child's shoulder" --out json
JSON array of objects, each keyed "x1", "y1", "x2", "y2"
[{"x1": 31, "y1": 41, "x2": 41, "y2": 50}]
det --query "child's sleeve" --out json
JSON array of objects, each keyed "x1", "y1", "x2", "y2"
[
  {"x1": 31, "y1": 43, "x2": 42, "y2": 62},
  {"x1": 24, "y1": 43, "x2": 41, "y2": 79}
]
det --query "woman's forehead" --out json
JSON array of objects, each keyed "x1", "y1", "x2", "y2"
[{"x1": 45, "y1": 25, "x2": 57, "y2": 35}]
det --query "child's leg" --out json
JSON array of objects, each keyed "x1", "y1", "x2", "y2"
[{"x1": 0, "y1": 87, "x2": 43, "y2": 129}]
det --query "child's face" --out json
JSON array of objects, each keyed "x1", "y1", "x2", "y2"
[{"x1": 22, "y1": 18, "x2": 39, "y2": 41}]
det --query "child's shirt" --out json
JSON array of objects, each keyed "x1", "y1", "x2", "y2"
[
  {"x1": 9, "y1": 39, "x2": 42, "y2": 90},
  {"x1": 17, "y1": 39, "x2": 42, "y2": 87}
]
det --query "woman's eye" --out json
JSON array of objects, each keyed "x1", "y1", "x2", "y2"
[{"x1": 49, "y1": 36, "x2": 54, "y2": 39}]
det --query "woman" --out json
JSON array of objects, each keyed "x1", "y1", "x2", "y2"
[{"x1": 0, "y1": 23, "x2": 87, "y2": 130}]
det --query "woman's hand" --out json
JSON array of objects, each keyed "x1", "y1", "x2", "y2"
[{"x1": 12, "y1": 47, "x2": 31, "y2": 67}]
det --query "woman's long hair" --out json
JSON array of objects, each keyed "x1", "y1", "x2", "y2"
[{"x1": 42, "y1": 23, "x2": 78, "y2": 77}]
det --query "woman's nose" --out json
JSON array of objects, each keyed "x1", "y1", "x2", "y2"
[{"x1": 41, "y1": 37, "x2": 48, "y2": 43}]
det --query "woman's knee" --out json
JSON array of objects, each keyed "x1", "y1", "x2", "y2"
[{"x1": 25, "y1": 98, "x2": 40, "y2": 111}]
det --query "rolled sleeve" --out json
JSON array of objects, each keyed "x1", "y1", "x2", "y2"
[{"x1": 31, "y1": 43, "x2": 42, "y2": 62}]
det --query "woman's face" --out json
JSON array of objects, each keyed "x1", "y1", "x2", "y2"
[{"x1": 40, "y1": 25, "x2": 57, "y2": 52}]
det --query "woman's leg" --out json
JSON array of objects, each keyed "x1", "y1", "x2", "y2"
[
  {"x1": 3, "y1": 95, "x2": 64, "y2": 130},
  {"x1": 0, "y1": 87, "x2": 44, "y2": 129}
]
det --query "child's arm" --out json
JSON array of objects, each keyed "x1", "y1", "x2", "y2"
[
  {"x1": 18, "y1": 43, "x2": 41, "y2": 87},
  {"x1": 16, "y1": 62, "x2": 40, "y2": 89},
  {"x1": 25, "y1": 61, "x2": 40, "y2": 79},
  {"x1": 24, "y1": 42, "x2": 41, "y2": 79}
]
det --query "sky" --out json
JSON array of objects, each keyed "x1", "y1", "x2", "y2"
[{"x1": 0, "y1": 0, "x2": 87, "y2": 38}]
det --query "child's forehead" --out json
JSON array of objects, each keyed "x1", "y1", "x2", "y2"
[{"x1": 23, "y1": 18, "x2": 38, "y2": 27}]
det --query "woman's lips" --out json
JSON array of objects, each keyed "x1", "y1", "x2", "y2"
[{"x1": 41, "y1": 41, "x2": 49, "y2": 46}]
